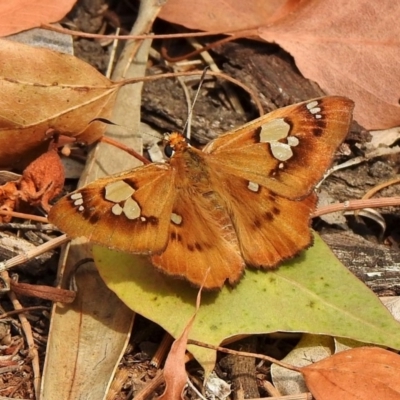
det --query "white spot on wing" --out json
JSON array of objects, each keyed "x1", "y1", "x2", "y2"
[
  {"x1": 306, "y1": 101, "x2": 319, "y2": 110},
  {"x1": 122, "y1": 197, "x2": 141, "y2": 220},
  {"x1": 105, "y1": 181, "x2": 135, "y2": 203},
  {"x1": 248, "y1": 181, "x2": 259, "y2": 192},
  {"x1": 306, "y1": 101, "x2": 322, "y2": 119},
  {"x1": 259, "y1": 119, "x2": 290, "y2": 142},
  {"x1": 112, "y1": 203, "x2": 123, "y2": 216},
  {"x1": 171, "y1": 213, "x2": 183, "y2": 225},
  {"x1": 70, "y1": 192, "x2": 84, "y2": 209},
  {"x1": 73, "y1": 198, "x2": 83, "y2": 206},
  {"x1": 287, "y1": 136, "x2": 299, "y2": 147},
  {"x1": 259, "y1": 119, "x2": 300, "y2": 162},
  {"x1": 270, "y1": 142, "x2": 293, "y2": 161},
  {"x1": 70, "y1": 193, "x2": 82, "y2": 200}
]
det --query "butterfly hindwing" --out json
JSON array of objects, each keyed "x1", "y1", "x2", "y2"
[
  {"x1": 205, "y1": 96, "x2": 354, "y2": 200},
  {"x1": 151, "y1": 158, "x2": 245, "y2": 289},
  {"x1": 209, "y1": 171, "x2": 317, "y2": 267},
  {"x1": 49, "y1": 163, "x2": 176, "y2": 253}
]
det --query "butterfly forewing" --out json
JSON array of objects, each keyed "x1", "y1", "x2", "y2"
[
  {"x1": 49, "y1": 163, "x2": 176, "y2": 254},
  {"x1": 205, "y1": 96, "x2": 354, "y2": 200}
]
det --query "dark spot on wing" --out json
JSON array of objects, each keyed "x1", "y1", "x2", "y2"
[
  {"x1": 311, "y1": 119, "x2": 327, "y2": 136},
  {"x1": 146, "y1": 216, "x2": 159, "y2": 225},
  {"x1": 253, "y1": 218, "x2": 262, "y2": 229},
  {"x1": 252, "y1": 127, "x2": 262, "y2": 143},
  {"x1": 263, "y1": 211, "x2": 273, "y2": 221},
  {"x1": 86, "y1": 212, "x2": 100, "y2": 224},
  {"x1": 187, "y1": 244, "x2": 195, "y2": 252},
  {"x1": 170, "y1": 232, "x2": 182, "y2": 242},
  {"x1": 186, "y1": 242, "x2": 210, "y2": 251},
  {"x1": 272, "y1": 206, "x2": 280, "y2": 216},
  {"x1": 267, "y1": 192, "x2": 277, "y2": 202},
  {"x1": 317, "y1": 118, "x2": 327, "y2": 129},
  {"x1": 312, "y1": 127, "x2": 323, "y2": 137},
  {"x1": 268, "y1": 166, "x2": 280, "y2": 177}
]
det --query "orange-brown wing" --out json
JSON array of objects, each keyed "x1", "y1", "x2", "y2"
[
  {"x1": 151, "y1": 186, "x2": 245, "y2": 289},
  {"x1": 204, "y1": 96, "x2": 354, "y2": 199},
  {"x1": 49, "y1": 163, "x2": 176, "y2": 254},
  {"x1": 211, "y1": 171, "x2": 317, "y2": 267}
]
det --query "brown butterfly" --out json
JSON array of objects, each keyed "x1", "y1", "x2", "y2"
[{"x1": 49, "y1": 96, "x2": 354, "y2": 289}]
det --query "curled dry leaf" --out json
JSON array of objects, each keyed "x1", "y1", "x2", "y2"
[
  {"x1": 18, "y1": 147, "x2": 65, "y2": 212},
  {"x1": 0, "y1": 145, "x2": 65, "y2": 220},
  {"x1": 0, "y1": 181, "x2": 19, "y2": 222},
  {"x1": 301, "y1": 347, "x2": 400, "y2": 400},
  {"x1": 0, "y1": 39, "x2": 120, "y2": 168},
  {"x1": 159, "y1": 0, "x2": 285, "y2": 31}
]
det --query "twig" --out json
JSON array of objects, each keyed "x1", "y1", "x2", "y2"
[
  {"x1": 313, "y1": 197, "x2": 400, "y2": 218},
  {"x1": 0, "y1": 234, "x2": 69, "y2": 271}
]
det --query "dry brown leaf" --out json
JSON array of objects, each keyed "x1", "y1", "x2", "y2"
[
  {"x1": 158, "y1": 0, "x2": 286, "y2": 31},
  {"x1": 0, "y1": 39, "x2": 120, "y2": 168},
  {"x1": 301, "y1": 347, "x2": 400, "y2": 400},
  {"x1": 159, "y1": 0, "x2": 400, "y2": 129},
  {"x1": 0, "y1": 0, "x2": 76, "y2": 37},
  {"x1": 259, "y1": 0, "x2": 400, "y2": 129}
]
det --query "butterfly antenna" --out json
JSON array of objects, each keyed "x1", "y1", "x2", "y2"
[{"x1": 182, "y1": 67, "x2": 209, "y2": 140}]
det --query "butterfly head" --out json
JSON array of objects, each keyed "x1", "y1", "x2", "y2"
[{"x1": 163, "y1": 132, "x2": 190, "y2": 158}]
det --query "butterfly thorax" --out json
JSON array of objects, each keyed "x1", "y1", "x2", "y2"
[{"x1": 167, "y1": 133, "x2": 212, "y2": 189}]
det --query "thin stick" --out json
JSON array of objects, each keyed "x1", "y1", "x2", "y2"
[
  {"x1": 182, "y1": 67, "x2": 210, "y2": 139},
  {"x1": 0, "y1": 234, "x2": 69, "y2": 271},
  {"x1": 313, "y1": 197, "x2": 400, "y2": 218}
]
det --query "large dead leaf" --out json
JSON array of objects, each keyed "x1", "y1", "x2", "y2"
[
  {"x1": 0, "y1": 39, "x2": 120, "y2": 168},
  {"x1": 259, "y1": 0, "x2": 400, "y2": 129},
  {"x1": 301, "y1": 347, "x2": 400, "y2": 400},
  {"x1": 0, "y1": 0, "x2": 76, "y2": 37},
  {"x1": 159, "y1": 0, "x2": 400, "y2": 129}
]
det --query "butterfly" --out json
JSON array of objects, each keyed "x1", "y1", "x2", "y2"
[{"x1": 49, "y1": 96, "x2": 354, "y2": 289}]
